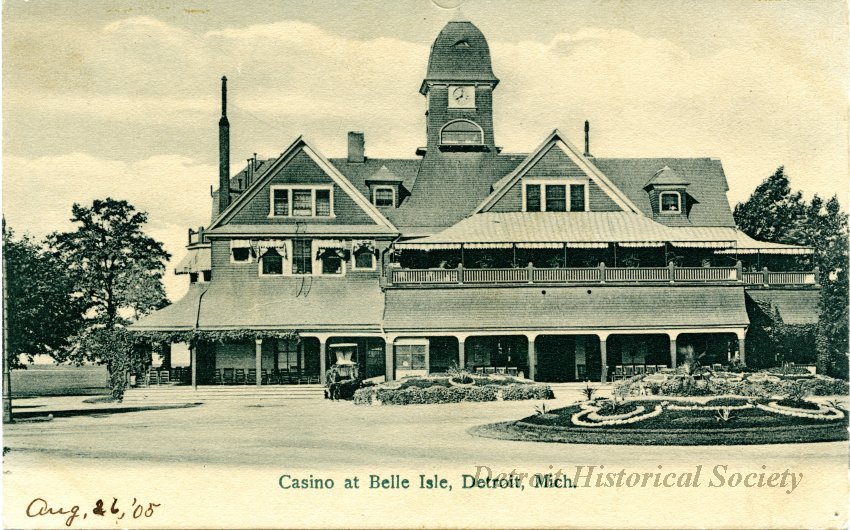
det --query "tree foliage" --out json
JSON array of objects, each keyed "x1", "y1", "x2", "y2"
[
  {"x1": 3, "y1": 224, "x2": 85, "y2": 368},
  {"x1": 735, "y1": 167, "x2": 848, "y2": 377}
]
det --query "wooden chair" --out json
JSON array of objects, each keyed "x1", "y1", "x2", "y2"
[
  {"x1": 712, "y1": 363, "x2": 723, "y2": 371},
  {"x1": 634, "y1": 365, "x2": 646, "y2": 375},
  {"x1": 223, "y1": 368, "x2": 235, "y2": 385},
  {"x1": 213, "y1": 369, "x2": 222, "y2": 385},
  {"x1": 475, "y1": 367, "x2": 485, "y2": 374},
  {"x1": 247, "y1": 369, "x2": 257, "y2": 385},
  {"x1": 506, "y1": 367, "x2": 518, "y2": 376},
  {"x1": 495, "y1": 367, "x2": 506, "y2": 374},
  {"x1": 235, "y1": 369, "x2": 246, "y2": 384},
  {"x1": 484, "y1": 367, "x2": 496, "y2": 375},
  {"x1": 614, "y1": 365, "x2": 624, "y2": 380},
  {"x1": 646, "y1": 365, "x2": 657, "y2": 374},
  {"x1": 159, "y1": 370, "x2": 170, "y2": 384},
  {"x1": 261, "y1": 369, "x2": 270, "y2": 385},
  {"x1": 656, "y1": 364, "x2": 667, "y2": 372},
  {"x1": 623, "y1": 365, "x2": 634, "y2": 378},
  {"x1": 576, "y1": 364, "x2": 587, "y2": 381},
  {"x1": 146, "y1": 369, "x2": 156, "y2": 386}
]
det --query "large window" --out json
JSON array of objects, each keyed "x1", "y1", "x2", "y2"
[
  {"x1": 292, "y1": 239, "x2": 313, "y2": 275},
  {"x1": 354, "y1": 250, "x2": 375, "y2": 270},
  {"x1": 270, "y1": 186, "x2": 333, "y2": 218},
  {"x1": 321, "y1": 253, "x2": 343, "y2": 275},
  {"x1": 260, "y1": 248, "x2": 284, "y2": 275},
  {"x1": 524, "y1": 181, "x2": 587, "y2": 212},
  {"x1": 395, "y1": 342, "x2": 427, "y2": 371},
  {"x1": 372, "y1": 186, "x2": 396, "y2": 208},
  {"x1": 440, "y1": 120, "x2": 484, "y2": 145},
  {"x1": 660, "y1": 191, "x2": 681, "y2": 213}
]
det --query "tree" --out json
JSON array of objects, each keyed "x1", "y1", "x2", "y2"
[
  {"x1": 735, "y1": 168, "x2": 849, "y2": 378},
  {"x1": 49, "y1": 199, "x2": 170, "y2": 398},
  {"x1": 3, "y1": 224, "x2": 85, "y2": 368}
]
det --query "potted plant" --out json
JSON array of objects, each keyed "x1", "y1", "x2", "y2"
[{"x1": 447, "y1": 362, "x2": 475, "y2": 386}]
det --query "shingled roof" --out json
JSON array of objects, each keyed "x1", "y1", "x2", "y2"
[{"x1": 420, "y1": 21, "x2": 499, "y2": 93}]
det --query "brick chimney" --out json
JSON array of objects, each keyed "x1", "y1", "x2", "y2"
[
  {"x1": 583, "y1": 120, "x2": 592, "y2": 158},
  {"x1": 348, "y1": 131, "x2": 365, "y2": 163},
  {"x1": 218, "y1": 76, "x2": 230, "y2": 215}
]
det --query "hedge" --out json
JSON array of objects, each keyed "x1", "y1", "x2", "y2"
[{"x1": 353, "y1": 382, "x2": 554, "y2": 406}]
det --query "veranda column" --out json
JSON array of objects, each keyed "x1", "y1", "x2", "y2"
[
  {"x1": 527, "y1": 335, "x2": 537, "y2": 381},
  {"x1": 385, "y1": 335, "x2": 396, "y2": 381},
  {"x1": 669, "y1": 334, "x2": 678, "y2": 369},
  {"x1": 255, "y1": 338, "x2": 263, "y2": 387},
  {"x1": 737, "y1": 330, "x2": 747, "y2": 366},
  {"x1": 318, "y1": 338, "x2": 327, "y2": 381},
  {"x1": 599, "y1": 335, "x2": 608, "y2": 383},
  {"x1": 457, "y1": 336, "x2": 466, "y2": 369},
  {"x1": 190, "y1": 344, "x2": 197, "y2": 391}
]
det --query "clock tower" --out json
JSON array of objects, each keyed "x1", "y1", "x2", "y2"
[{"x1": 420, "y1": 21, "x2": 499, "y2": 153}]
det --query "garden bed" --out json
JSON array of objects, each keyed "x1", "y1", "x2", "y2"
[
  {"x1": 471, "y1": 398, "x2": 848, "y2": 445},
  {"x1": 353, "y1": 374, "x2": 554, "y2": 406}
]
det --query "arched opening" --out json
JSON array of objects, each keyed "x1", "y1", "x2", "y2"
[{"x1": 440, "y1": 119, "x2": 484, "y2": 145}]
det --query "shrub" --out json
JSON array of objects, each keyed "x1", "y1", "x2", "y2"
[
  {"x1": 353, "y1": 386, "x2": 377, "y2": 405},
  {"x1": 502, "y1": 384, "x2": 554, "y2": 401},
  {"x1": 806, "y1": 377, "x2": 850, "y2": 396},
  {"x1": 465, "y1": 385, "x2": 499, "y2": 402}
]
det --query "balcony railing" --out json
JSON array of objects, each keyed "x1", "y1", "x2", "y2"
[{"x1": 388, "y1": 263, "x2": 818, "y2": 287}]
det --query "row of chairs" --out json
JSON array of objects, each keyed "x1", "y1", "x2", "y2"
[
  {"x1": 611, "y1": 364, "x2": 668, "y2": 380},
  {"x1": 474, "y1": 366, "x2": 520, "y2": 376},
  {"x1": 145, "y1": 367, "x2": 190, "y2": 386},
  {"x1": 212, "y1": 368, "x2": 321, "y2": 385}
]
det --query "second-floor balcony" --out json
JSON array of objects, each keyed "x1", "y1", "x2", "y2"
[{"x1": 388, "y1": 263, "x2": 819, "y2": 287}]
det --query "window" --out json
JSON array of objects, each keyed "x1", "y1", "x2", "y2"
[
  {"x1": 372, "y1": 186, "x2": 395, "y2": 208},
  {"x1": 315, "y1": 189, "x2": 331, "y2": 216},
  {"x1": 440, "y1": 120, "x2": 483, "y2": 145},
  {"x1": 395, "y1": 343, "x2": 427, "y2": 370},
  {"x1": 524, "y1": 180, "x2": 587, "y2": 212},
  {"x1": 260, "y1": 248, "x2": 284, "y2": 275},
  {"x1": 545, "y1": 185, "x2": 567, "y2": 212},
  {"x1": 525, "y1": 184, "x2": 541, "y2": 212},
  {"x1": 321, "y1": 254, "x2": 342, "y2": 275},
  {"x1": 232, "y1": 248, "x2": 251, "y2": 262},
  {"x1": 570, "y1": 184, "x2": 586, "y2": 212},
  {"x1": 292, "y1": 239, "x2": 313, "y2": 275},
  {"x1": 273, "y1": 189, "x2": 289, "y2": 216},
  {"x1": 354, "y1": 249, "x2": 375, "y2": 270},
  {"x1": 230, "y1": 240, "x2": 254, "y2": 263},
  {"x1": 269, "y1": 186, "x2": 333, "y2": 217},
  {"x1": 660, "y1": 191, "x2": 681, "y2": 213}
]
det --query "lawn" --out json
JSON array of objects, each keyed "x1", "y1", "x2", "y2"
[{"x1": 8, "y1": 365, "x2": 110, "y2": 397}]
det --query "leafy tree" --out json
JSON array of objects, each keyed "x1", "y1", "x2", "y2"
[
  {"x1": 3, "y1": 224, "x2": 85, "y2": 368},
  {"x1": 49, "y1": 199, "x2": 170, "y2": 398},
  {"x1": 735, "y1": 169, "x2": 849, "y2": 378}
]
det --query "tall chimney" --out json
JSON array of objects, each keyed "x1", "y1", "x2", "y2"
[
  {"x1": 348, "y1": 131, "x2": 365, "y2": 163},
  {"x1": 218, "y1": 76, "x2": 231, "y2": 215},
  {"x1": 583, "y1": 120, "x2": 592, "y2": 157}
]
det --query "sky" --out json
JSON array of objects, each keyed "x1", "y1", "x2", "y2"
[{"x1": 3, "y1": 0, "x2": 848, "y2": 302}]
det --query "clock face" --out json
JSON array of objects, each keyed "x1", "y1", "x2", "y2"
[{"x1": 448, "y1": 85, "x2": 475, "y2": 108}]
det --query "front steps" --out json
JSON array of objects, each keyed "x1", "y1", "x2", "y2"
[{"x1": 122, "y1": 385, "x2": 325, "y2": 404}]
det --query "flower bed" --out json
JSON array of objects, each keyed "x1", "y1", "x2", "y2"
[{"x1": 353, "y1": 375, "x2": 553, "y2": 406}]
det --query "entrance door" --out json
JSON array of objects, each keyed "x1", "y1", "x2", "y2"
[{"x1": 536, "y1": 336, "x2": 577, "y2": 382}]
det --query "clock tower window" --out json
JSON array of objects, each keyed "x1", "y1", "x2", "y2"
[{"x1": 440, "y1": 119, "x2": 484, "y2": 145}]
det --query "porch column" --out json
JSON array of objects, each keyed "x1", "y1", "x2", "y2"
[
  {"x1": 526, "y1": 334, "x2": 537, "y2": 381},
  {"x1": 190, "y1": 344, "x2": 197, "y2": 391},
  {"x1": 385, "y1": 335, "x2": 396, "y2": 381},
  {"x1": 599, "y1": 334, "x2": 608, "y2": 383},
  {"x1": 457, "y1": 336, "x2": 466, "y2": 369},
  {"x1": 255, "y1": 338, "x2": 263, "y2": 387},
  {"x1": 318, "y1": 338, "x2": 327, "y2": 380},
  {"x1": 737, "y1": 329, "x2": 747, "y2": 366},
  {"x1": 669, "y1": 334, "x2": 678, "y2": 368}
]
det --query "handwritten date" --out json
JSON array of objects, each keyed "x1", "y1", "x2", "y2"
[{"x1": 26, "y1": 497, "x2": 160, "y2": 527}]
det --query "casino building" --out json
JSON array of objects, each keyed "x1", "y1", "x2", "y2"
[{"x1": 133, "y1": 21, "x2": 819, "y2": 387}]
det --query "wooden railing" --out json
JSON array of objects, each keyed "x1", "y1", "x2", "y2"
[{"x1": 388, "y1": 264, "x2": 819, "y2": 287}]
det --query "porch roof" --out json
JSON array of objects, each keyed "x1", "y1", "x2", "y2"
[
  {"x1": 383, "y1": 285, "x2": 749, "y2": 332},
  {"x1": 174, "y1": 245, "x2": 211, "y2": 274},
  {"x1": 132, "y1": 276, "x2": 385, "y2": 333}
]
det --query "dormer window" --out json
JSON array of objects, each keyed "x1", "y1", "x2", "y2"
[
  {"x1": 372, "y1": 186, "x2": 396, "y2": 208},
  {"x1": 441, "y1": 119, "x2": 483, "y2": 144},
  {"x1": 659, "y1": 191, "x2": 682, "y2": 214},
  {"x1": 270, "y1": 186, "x2": 334, "y2": 218},
  {"x1": 523, "y1": 180, "x2": 588, "y2": 212}
]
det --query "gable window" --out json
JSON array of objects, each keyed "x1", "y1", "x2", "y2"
[
  {"x1": 440, "y1": 120, "x2": 483, "y2": 145},
  {"x1": 570, "y1": 184, "x2": 586, "y2": 212},
  {"x1": 372, "y1": 186, "x2": 396, "y2": 208},
  {"x1": 545, "y1": 185, "x2": 567, "y2": 212},
  {"x1": 273, "y1": 189, "x2": 289, "y2": 216},
  {"x1": 525, "y1": 184, "x2": 541, "y2": 212},
  {"x1": 269, "y1": 186, "x2": 334, "y2": 218},
  {"x1": 260, "y1": 248, "x2": 284, "y2": 275},
  {"x1": 524, "y1": 180, "x2": 588, "y2": 212},
  {"x1": 292, "y1": 239, "x2": 313, "y2": 275},
  {"x1": 660, "y1": 191, "x2": 681, "y2": 213}
]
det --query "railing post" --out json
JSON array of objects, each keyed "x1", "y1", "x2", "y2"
[
  {"x1": 599, "y1": 262, "x2": 606, "y2": 284},
  {"x1": 457, "y1": 263, "x2": 464, "y2": 285},
  {"x1": 762, "y1": 267, "x2": 770, "y2": 286},
  {"x1": 527, "y1": 263, "x2": 534, "y2": 284},
  {"x1": 668, "y1": 261, "x2": 676, "y2": 283},
  {"x1": 813, "y1": 266, "x2": 820, "y2": 285},
  {"x1": 735, "y1": 260, "x2": 743, "y2": 282}
]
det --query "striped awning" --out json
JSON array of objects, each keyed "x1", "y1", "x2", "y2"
[
  {"x1": 565, "y1": 242, "x2": 608, "y2": 249},
  {"x1": 174, "y1": 246, "x2": 211, "y2": 275},
  {"x1": 257, "y1": 239, "x2": 288, "y2": 258},
  {"x1": 395, "y1": 242, "x2": 461, "y2": 250},
  {"x1": 517, "y1": 242, "x2": 564, "y2": 249},
  {"x1": 671, "y1": 241, "x2": 735, "y2": 249},
  {"x1": 464, "y1": 242, "x2": 512, "y2": 249},
  {"x1": 619, "y1": 241, "x2": 664, "y2": 248}
]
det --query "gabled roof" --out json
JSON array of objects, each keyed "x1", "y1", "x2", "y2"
[
  {"x1": 476, "y1": 130, "x2": 643, "y2": 215},
  {"x1": 208, "y1": 137, "x2": 398, "y2": 234}
]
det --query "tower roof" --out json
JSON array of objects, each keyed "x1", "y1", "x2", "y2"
[{"x1": 420, "y1": 21, "x2": 499, "y2": 94}]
